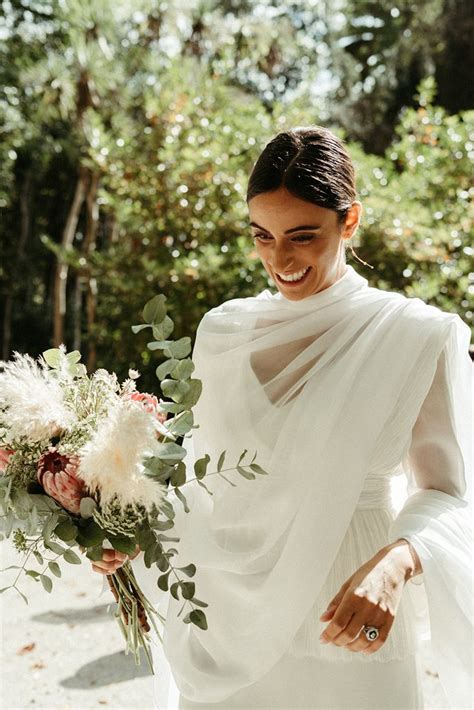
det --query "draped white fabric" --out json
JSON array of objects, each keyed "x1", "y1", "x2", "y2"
[{"x1": 131, "y1": 264, "x2": 472, "y2": 708}]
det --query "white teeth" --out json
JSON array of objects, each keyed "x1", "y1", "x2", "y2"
[{"x1": 277, "y1": 267, "x2": 309, "y2": 282}]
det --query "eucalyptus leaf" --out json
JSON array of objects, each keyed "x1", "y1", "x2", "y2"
[
  {"x1": 188, "y1": 597, "x2": 209, "y2": 608},
  {"x1": 48, "y1": 561, "x2": 61, "y2": 577},
  {"x1": 161, "y1": 378, "x2": 190, "y2": 403},
  {"x1": 40, "y1": 574, "x2": 53, "y2": 592},
  {"x1": 180, "y1": 582, "x2": 195, "y2": 600},
  {"x1": 63, "y1": 549, "x2": 82, "y2": 565},
  {"x1": 42, "y1": 513, "x2": 60, "y2": 542},
  {"x1": 194, "y1": 454, "x2": 210, "y2": 480},
  {"x1": 143, "y1": 294, "x2": 167, "y2": 324},
  {"x1": 189, "y1": 609, "x2": 208, "y2": 630},
  {"x1": 25, "y1": 570, "x2": 40, "y2": 578},
  {"x1": 165, "y1": 337, "x2": 192, "y2": 359},
  {"x1": 155, "y1": 442, "x2": 187, "y2": 462},
  {"x1": 249, "y1": 463, "x2": 269, "y2": 475},
  {"x1": 176, "y1": 563, "x2": 196, "y2": 577},
  {"x1": 42, "y1": 348, "x2": 62, "y2": 368},
  {"x1": 170, "y1": 462, "x2": 186, "y2": 487},
  {"x1": 170, "y1": 582, "x2": 181, "y2": 600},
  {"x1": 155, "y1": 358, "x2": 179, "y2": 380},
  {"x1": 107, "y1": 535, "x2": 137, "y2": 555},
  {"x1": 170, "y1": 358, "x2": 195, "y2": 380},
  {"x1": 166, "y1": 410, "x2": 194, "y2": 436},
  {"x1": 217, "y1": 450, "x2": 226, "y2": 472},
  {"x1": 152, "y1": 315, "x2": 174, "y2": 341},
  {"x1": 157, "y1": 571, "x2": 171, "y2": 592},
  {"x1": 65, "y1": 350, "x2": 81, "y2": 364},
  {"x1": 236, "y1": 466, "x2": 256, "y2": 480},
  {"x1": 54, "y1": 519, "x2": 78, "y2": 542},
  {"x1": 173, "y1": 486, "x2": 190, "y2": 513},
  {"x1": 147, "y1": 339, "x2": 173, "y2": 351},
  {"x1": 178, "y1": 379, "x2": 202, "y2": 408},
  {"x1": 131, "y1": 323, "x2": 151, "y2": 333},
  {"x1": 79, "y1": 497, "x2": 97, "y2": 519},
  {"x1": 33, "y1": 550, "x2": 44, "y2": 565},
  {"x1": 44, "y1": 540, "x2": 67, "y2": 555}
]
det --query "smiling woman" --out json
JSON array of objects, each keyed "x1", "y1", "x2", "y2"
[
  {"x1": 246, "y1": 125, "x2": 373, "y2": 300},
  {"x1": 130, "y1": 126, "x2": 472, "y2": 710}
]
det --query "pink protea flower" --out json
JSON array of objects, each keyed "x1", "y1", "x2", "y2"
[
  {"x1": 37, "y1": 448, "x2": 88, "y2": 514},
  {"x1": 0, "y1": 448, "x2": 14, "y2": 474},
  {"x1": 125, "y1": 391, "x2": 168, "y2": 426}
]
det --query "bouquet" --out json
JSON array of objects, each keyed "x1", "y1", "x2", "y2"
[{"x1": 0, "y1": 294, "x2": 268, "y2": 671}]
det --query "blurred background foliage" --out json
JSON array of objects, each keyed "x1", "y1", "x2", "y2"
[{"x1": 1, "y1": 0, "x2": 473, "y2": 391}]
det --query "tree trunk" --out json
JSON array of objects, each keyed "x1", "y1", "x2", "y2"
[
  {"x1": 2, "y1": 167, "x2": 32, "y2": 359},
  {"x1": 84, "y1": 171, "x2": 99, "y2": 372},
  {"x1": 53, "y1": 165, "x2": 89, "y2": 347}
]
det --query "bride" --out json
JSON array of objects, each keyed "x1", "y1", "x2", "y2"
[{"x1": 91, "y1": 126, "x2": 472, "y2": 710}]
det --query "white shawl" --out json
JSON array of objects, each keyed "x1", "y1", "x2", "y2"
[{"x1": 134, "y1": 264, "x2": 472, "y2": 707}]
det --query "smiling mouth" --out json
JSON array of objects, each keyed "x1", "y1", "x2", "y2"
[{"x1": 274, "y1": 266, "x2": 311, "y2": 286}]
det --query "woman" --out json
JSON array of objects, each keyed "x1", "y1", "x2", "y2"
[{"x1": 92, "y1": 126, "x2": 472, "y2": 709}]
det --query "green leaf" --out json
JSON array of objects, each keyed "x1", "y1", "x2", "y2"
[
  {"x1": 170, "y1": 582, "x2": 181, "y2": 600},
  {"x1": 157, "y1": 571, "x2": 171, "y2": 592},
  {"x1": 182, "y1": 611, "x2": 192, "y2": 623},
  {"x1": 189, "y1": 609, "x2": 208, "y2": 630},
  {"x1": 152, "y1": 315, "x2": 174, "y2": 341},
  {"x1": 166, "y1": 410, "x2": 194, "y2": 436},
  {"x1": 76, "y1": 519, "x2": 105, "y2": 547},
  {"x1": 33, "y1": 550, "x2": 44, "y2": 565},
  {"x1": 170, "y1": 462, "x2": 186, "y2": 487},
  {"x1": 144, "y1": 542, "x2": 160, "y2": 568},
  {"x1": 161, "y1": 378, "x2": 190, "y2": 403},
  {"x1": 107, "y1": 535, "x2": 137, "y2": 555},
  {"x1": 14, "y1": 588, "x2": 28, "y2": 605},
  {"x1": 42, "y1": 348, "x2": 62, "y2": 368},
  {"x1": 63, "y1": 549, "x2": 82, "y2": 565},
  {"x1": 249, "y1": 463, "x2": 269, "y2": 475},
  {"x1": 148, "y1": 339, "x2": 174, "y2": 351},
  {"x1": 136, "y1": 523, "x2": 156, "y2": 550},
  {"x1": 40, "y1": 574, "x2": 53, "y2": 592},
  {"x1": 79, "y1": 497, "x2": 97, "y2": 519},
  {"x1": 25, "y1": 569, "x2": 40, "y2": 578},
  {"x1": 196, "y1": 479, "x2": 213, "y2": 495},
  {"x1": 85, "y1": 544, "x2": 104, "y2": 562},
  {"x1": 155, "y1": 442, "x2": 187, "y2": 462},
  {"x1": 217, "y1": 450, "x2": 226, "y2": 472},
  {"x1": 178, "y1": 379, "x2": 202, "y2": 408},
  {"x1": 156, "y1": 552, "x2": 170, "y2": 573},
  {"x1": 155, "y1": 358, "x2": 179, "y2": 380},
  {"x1": 176, "y1": 563, "x2": 196, "y2": 577},
  {"x1": 180, "y1": 582, "x2": 195, "y2": 600},
  {"x1": 189, "y1": 597, "x2": 209, "y2": 608},
  {"x1": 131, "y1": 323, "x2": 151, "y2": 334},
  {"x1": 143, "y1": 295, "x2": 167, "y2": 324},
  {"x1": 42, "y1": 513, "x2": 60, "y2": 543},
  {"x1": 238, "y1": 449, "x2": 248, "y2": 465},
  {"x1": 65, "y1": 350, "x2": 82, "y2": 364},
  {"x1": 48, "y1": 561, "x2": 61, "y2": 578},
  {"x1": 236, "y1": 466, "x2": 256, "y2": 480},
  {"x1": 44, "y1": 540, "x2": 66, "y2": 555},
  {"x1": 54, "y1": 519, "x2": 78, "y2": 542},
  {"x1": 194, "y1": 454, "x2": 210, "y2": 480},
  {"x1": 170, "y1": 358, "x2": 195, "y2": 380},
  {"x1": 173, "y1": 487, "x2": 190, "y2": 513},
  {"x1": 155, "y1": 401, "x2": 187, "y2": 414},
  {"x1": 0, "y1": 586, "x2": 12, "y2": 593},
  {"x1": 165, "y1": 337, "x2": 192, "y2": 359}
]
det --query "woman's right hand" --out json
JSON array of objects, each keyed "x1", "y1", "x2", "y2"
[{"x1": 81, "y1": 544, "x2": 141, "y2": 575}]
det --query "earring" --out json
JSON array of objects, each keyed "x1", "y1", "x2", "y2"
[{"x1": 347, "y1": 238, "x2": 374, "y2": 270}]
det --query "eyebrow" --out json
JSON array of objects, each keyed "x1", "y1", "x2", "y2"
[{"x1": 249, "y1": 222, "x2": 321, "y2": 234}]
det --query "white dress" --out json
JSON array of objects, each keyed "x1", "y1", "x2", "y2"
[{"x1": 130, "y1": 266, "x2": 472, "y2": 710}]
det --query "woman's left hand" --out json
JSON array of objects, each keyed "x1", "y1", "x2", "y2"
[{"x1": 318, "y1": 540, "x2": 416, "y2": 655}]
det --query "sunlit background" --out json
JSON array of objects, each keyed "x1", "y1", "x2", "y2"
[{"x1": 1, "y1": 0, "x2": 473, "y2": 389}]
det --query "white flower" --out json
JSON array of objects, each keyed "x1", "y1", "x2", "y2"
[
  {"x1": 0, "y1": 352, "x2": 75, "y2": 443},
  {"x1": 77, "y1": 399, "x2": 167, "y2": 512}
]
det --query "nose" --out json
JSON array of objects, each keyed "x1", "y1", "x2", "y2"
[{"x1": 267, "y1": 242, "x2": 295, "y2": 273}]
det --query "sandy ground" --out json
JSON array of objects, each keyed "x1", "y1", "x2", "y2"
[{"x1": 0, "y1": 541, "x2": 450, "y2": 710}]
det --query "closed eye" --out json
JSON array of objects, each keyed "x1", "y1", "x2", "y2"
[{"x1": 252, "y1": 233, "x2": 314, "y2": 243}]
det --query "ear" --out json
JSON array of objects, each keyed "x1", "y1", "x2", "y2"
[{"x1": 342, "y1": 200, "x2": 362, "y2": 239}]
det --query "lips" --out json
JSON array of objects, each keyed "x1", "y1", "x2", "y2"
[{"x1": 274, "y1": 266, "x2": 312, "y2": 287}]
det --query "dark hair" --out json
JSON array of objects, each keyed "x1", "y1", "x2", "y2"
[{"x1": 246, "y1": 125, "x2": 357, "y2": 227}]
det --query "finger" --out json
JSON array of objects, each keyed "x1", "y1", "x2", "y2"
[
  {"x1": 332, "y1": 614, "x2": 373, "y2": 649},
  {"x1": 91, "y1": 563, "x2": 110, "y2": 575},
  {"x1": 93, "y1": 559, "x2": 121, "y2": 571},
  {"x1": 320, "y1": 607, "x2": 355, "y2": 645}
]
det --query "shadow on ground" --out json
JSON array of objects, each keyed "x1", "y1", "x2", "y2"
[
  {"x1": 60, "y1": 648, "x2": 153, "y2": 689},
  {"x1": 33, "y1": 603, "x2": 113, "y2": 624}
]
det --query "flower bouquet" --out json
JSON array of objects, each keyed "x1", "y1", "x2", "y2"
[{"x1": 0, "y1": 294, "x2": 268, "y2": 671}]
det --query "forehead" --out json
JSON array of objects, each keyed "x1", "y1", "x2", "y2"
[{"x1": 248, "y1": 186, "x2": 335, "y2": 230}]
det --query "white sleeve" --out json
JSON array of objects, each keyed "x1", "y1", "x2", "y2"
[{"x1": 388, "y1": 315, "x2": 473, "y2": 709}]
